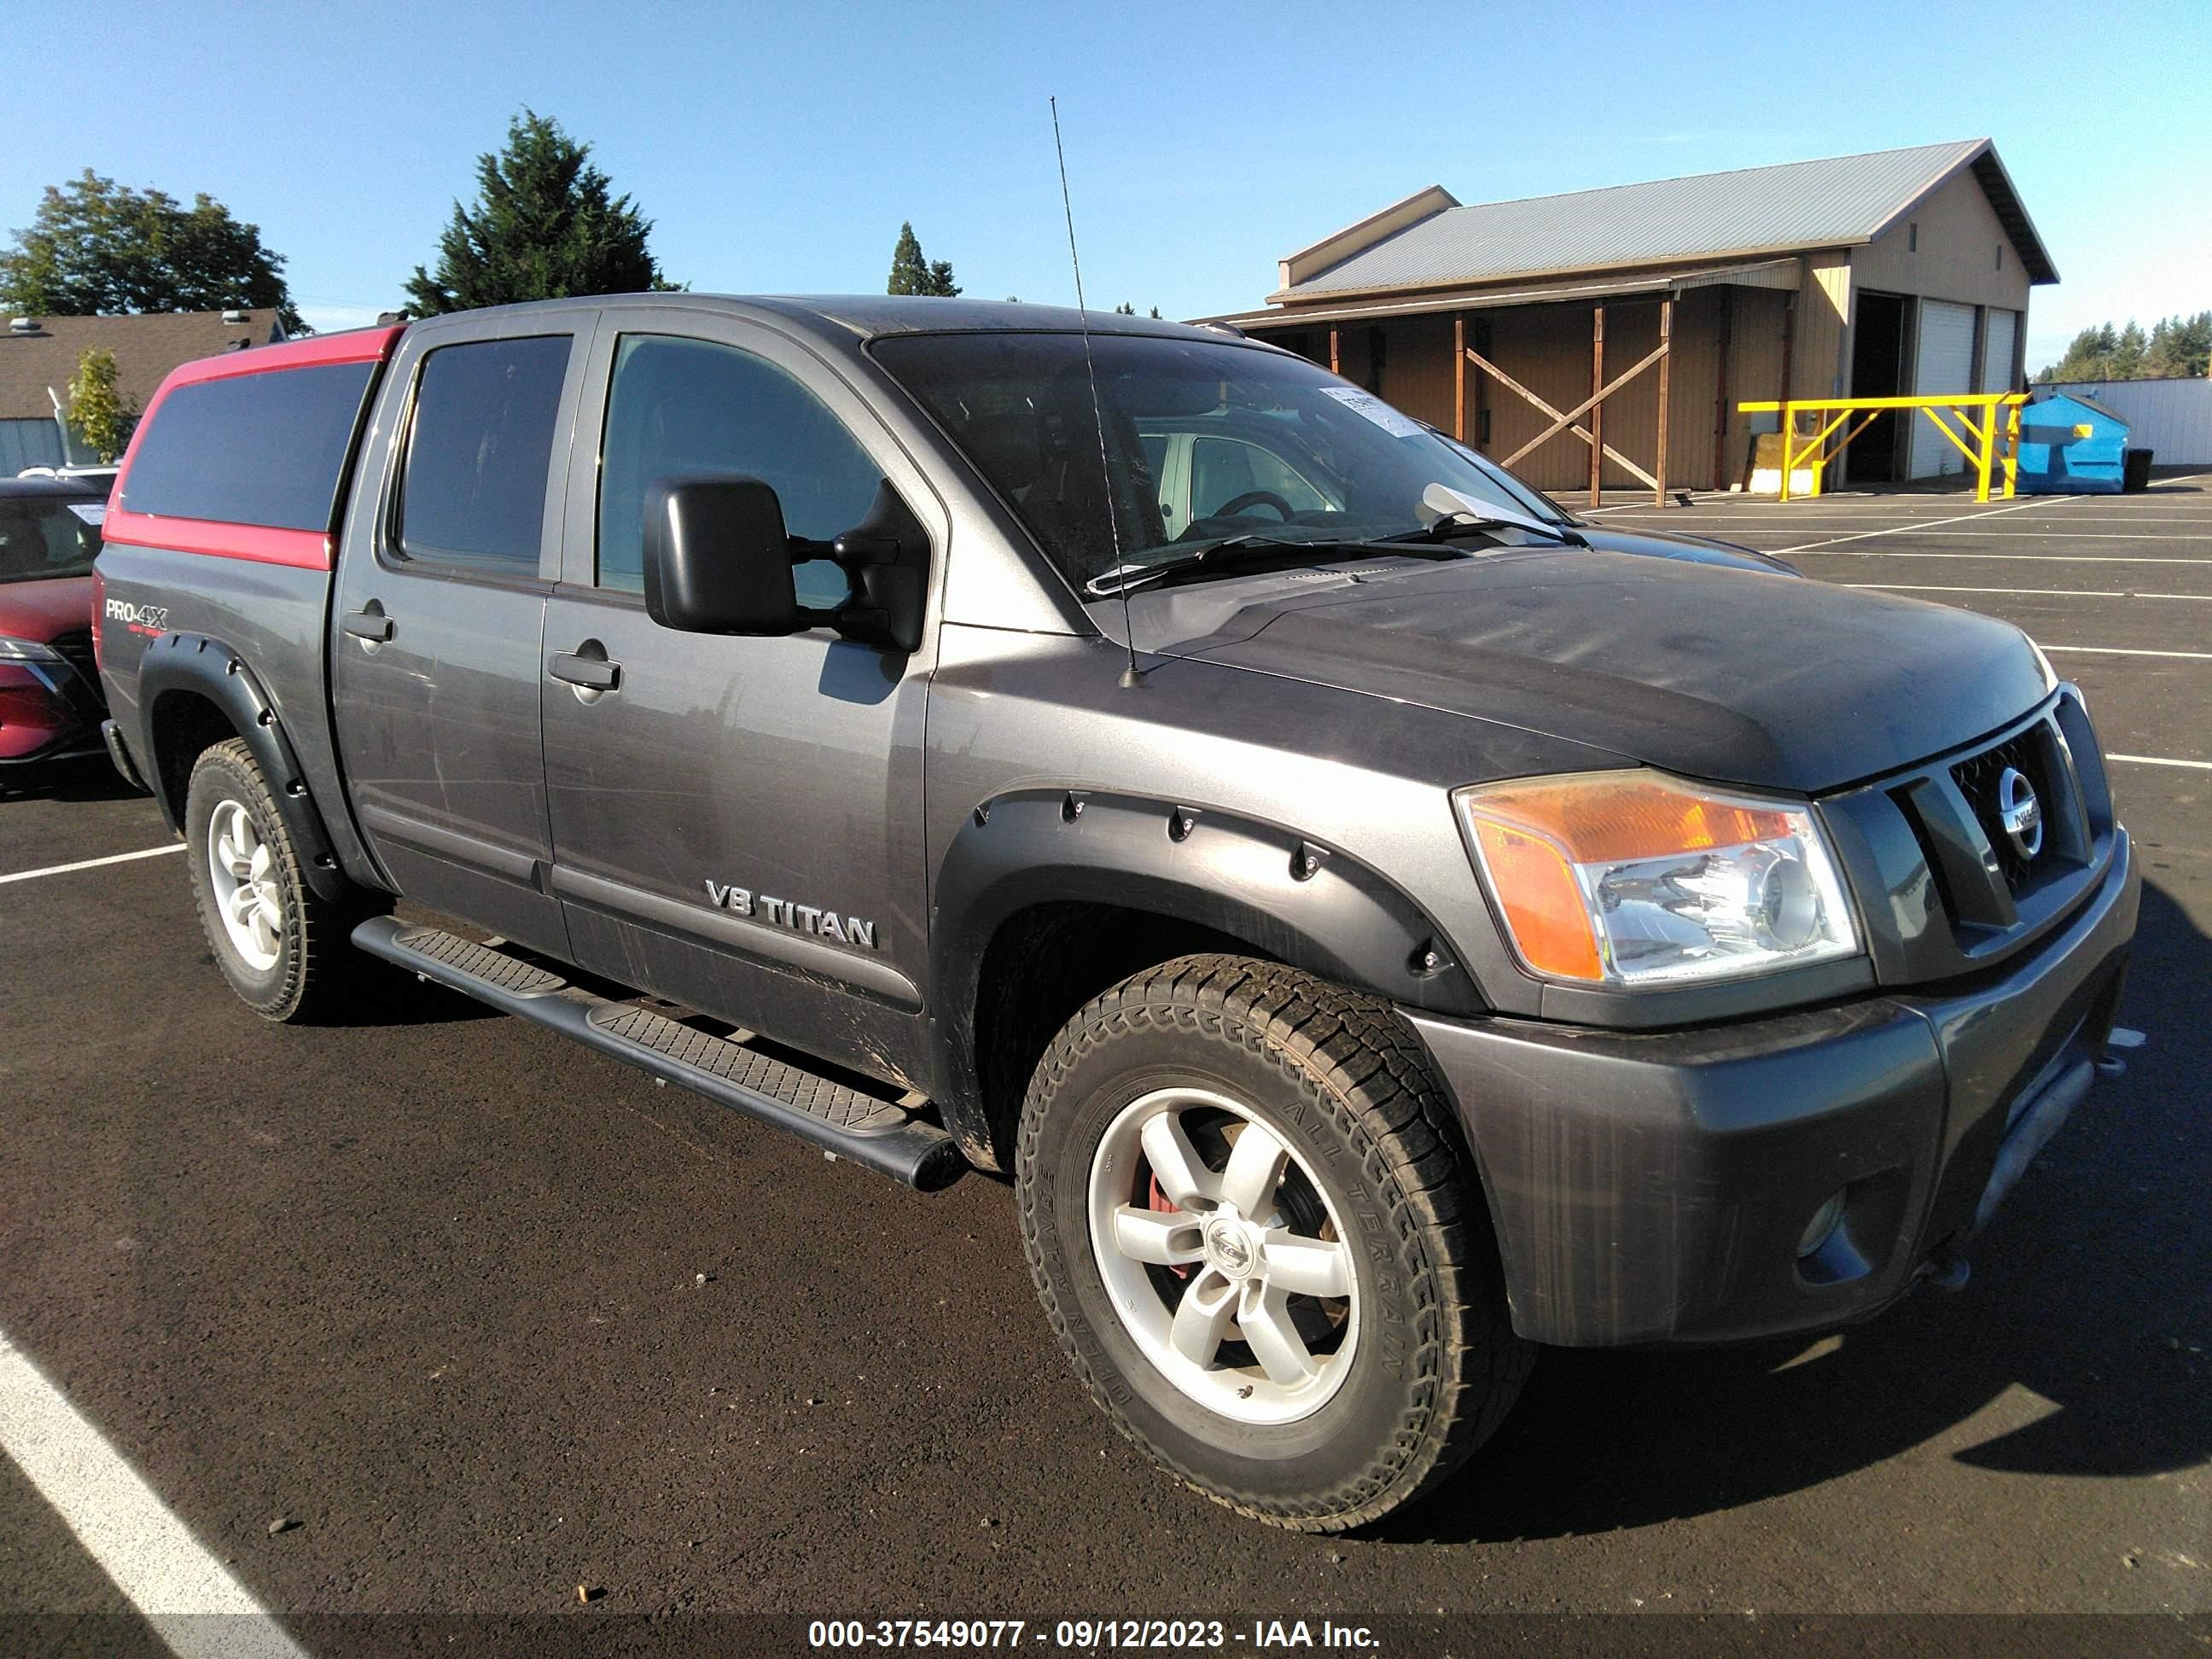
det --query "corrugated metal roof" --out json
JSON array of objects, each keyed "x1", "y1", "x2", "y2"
[
  {"x1": 1202, "y1": 257, "x2": 1802, "y2": 333},
  {"x1": 1284, "y1": 141, "x2": 2022, "y2": 299}
]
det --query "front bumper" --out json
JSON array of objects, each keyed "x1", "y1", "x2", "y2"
[
  {"x1": 1405, "y1": 830, "x2": 2139, "y2": 1348},
  {"x1": 0, "y1": 657, "x2": 106, "y2": 764}
]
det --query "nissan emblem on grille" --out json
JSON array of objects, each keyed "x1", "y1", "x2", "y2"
[{"x1": 1997, "y1": 766, "x2": 2044, "y2": 860}]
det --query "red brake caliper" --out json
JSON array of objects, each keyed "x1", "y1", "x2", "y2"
[{"x1": 1148, "y1": 1174, "x2": 1194, "y2": 1278}]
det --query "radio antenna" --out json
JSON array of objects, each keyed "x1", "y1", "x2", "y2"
[{"x1": 1051, "y1": 96, "x2": 1143, "y2": 687}]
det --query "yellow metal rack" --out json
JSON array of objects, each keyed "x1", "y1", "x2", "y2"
[{"x1": 1737, "y1": 393, "x2": 2029, "y2": 502}]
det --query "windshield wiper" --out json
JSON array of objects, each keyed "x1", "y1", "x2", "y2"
[
  {"x1": 1380, "y1": 508, "x2": 1584, "y2": 548},
  {"x1": 1086, "y1": 536, "x2": 1458, "y2": 598}
]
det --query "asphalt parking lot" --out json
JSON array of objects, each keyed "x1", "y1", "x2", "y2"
[{"x1": 3, "y1": 476, "x2": 2207, "y2": 1655}]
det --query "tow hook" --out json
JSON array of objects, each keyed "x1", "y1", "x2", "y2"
[
  {"x1": 2097, "y1": 1025, "x2": 2147, "y2": 1080},
  {"x1": 1925, "y1": 1253, "x2": 1971, "y2": 1293}
]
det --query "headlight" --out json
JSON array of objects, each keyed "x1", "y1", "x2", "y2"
[
  {"x1": 0, "y1": 636, "x2": 66, "y2": 663},
  {"x1": 1453, "y1": 770, "x2": 1860, "y2": 987}
]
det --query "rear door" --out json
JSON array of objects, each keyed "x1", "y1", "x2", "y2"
[
  {"x1": 538, "y1": 308, "x2": 946, "y2": 1089},
  {"x1": 331, "y1": 311, "x2": 591, "y2": 954}
]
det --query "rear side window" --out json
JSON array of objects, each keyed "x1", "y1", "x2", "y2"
[
  {"x1": 119, "y1": 362, "x2": 376, "y2": 532},
  {"x1": 398, "y1": 335, "x2": 571, "y2": 572}
]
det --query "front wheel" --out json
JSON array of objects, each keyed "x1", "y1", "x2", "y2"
[{"x1": 1017, "y1": 955, "x2": 1530, "y2": 1531}]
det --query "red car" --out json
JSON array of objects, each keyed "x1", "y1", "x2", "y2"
[{"x1": 0, "y1": 476, "x2": 109, "y2": 766}]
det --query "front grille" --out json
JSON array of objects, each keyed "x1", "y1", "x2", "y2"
[
  {"x1": 42, "y1": 628, "x2": 106, "y2": 719},
  {"x1": 49, "y1": 628, "x2": 95, "y2": 679},
  {"x1": 1952, "y1": 725, "x2": 2059, "y2": 894},
  {"x1": 1825, "y1": 689, "x2": 2114, "y2": 982}
]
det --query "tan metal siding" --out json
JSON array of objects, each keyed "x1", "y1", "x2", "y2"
[
  {"x1": 1853, "y1": 168, "x2": 2035, "y2": 313},
  {"x1": 1721, "y1": 288, "x2": 1790, "y2": 485},
  {"x1": 1795, "y1": 251, "x2": 1851, "y2": 399}
]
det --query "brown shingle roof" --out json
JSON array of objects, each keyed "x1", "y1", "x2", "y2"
[{"x1": 0, "y1": 310, "x2": 282, "y2": 421}]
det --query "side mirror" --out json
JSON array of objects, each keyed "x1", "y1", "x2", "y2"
[
  {"x1": 643, "y1": 477, "x2": 802, "y2": 636},
  {"x1": 829, "y1": 480, "x2": 929, "y2": 655}
]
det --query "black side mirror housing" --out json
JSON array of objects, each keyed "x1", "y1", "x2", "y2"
[
  {"x1": 643, "y1": 477, "x2": 802, "y2": 636},
  {"x1": 829, "y1": 480, "x2": 929, "y2": 655}
]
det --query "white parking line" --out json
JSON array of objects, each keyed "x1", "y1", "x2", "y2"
[
  {"x1": 1843, "y1": 584, "x2": 2212, "y2": 601},
  {"x1": 2044, "y1": 645, "x2": 2212, "y2": 660},
  {"x1": 2110, "y1": 754, "x2": 2212, "y2": 771},
  {"x1": 1794, "y1": 550, "x2": 2212, "y2": 566},
  {"x1": 1893, "y1": 531, "x2": 2212, "y2": 541},
  {"x1": 0, "y1": 843, "x2": 183, "y2": 887},
  {"x1": 0, "y1": 1329, "x2": 307, "y2": 1659},
  {"x1": 1773, "y1": 496, "x2": 2080, "y2": 556}
]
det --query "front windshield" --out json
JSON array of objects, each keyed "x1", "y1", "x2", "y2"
[
  {"x1": 872, "y1": 332, "x2": 1555, "y2": 591},
  {"x1": 1431, "y1": 431, "x2": 1569, "y2": 525},
  {"x1": 0, "y1": 496, "x2": 104, "y2": 584}
]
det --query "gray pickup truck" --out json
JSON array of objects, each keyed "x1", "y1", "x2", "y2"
[{"x1": 95, "y1": 296, "x2": 2139, "y2": 1532}]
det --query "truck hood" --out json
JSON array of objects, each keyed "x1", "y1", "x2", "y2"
[
  {"x1": 1571, "y1": 521, "x2": 1798, "y2": 575},
  {"x1": 1138, "y1": 550, "x2": 2050, "y2": 794}
]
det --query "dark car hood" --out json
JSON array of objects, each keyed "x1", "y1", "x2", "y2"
[
  {"x1": 1144, "y1": 550, "x2": 2050, "y2": 794},
  {"x1": 1572, "y1": 521, "x2": 1797, "y2": 574},
  {"x1": 0, "y1": 575, "x2": 95, "y2": 640}
]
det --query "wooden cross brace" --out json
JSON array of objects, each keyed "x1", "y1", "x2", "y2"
[{"x1": 1467, "y1": 343, "x2": 1670, "y2": 490}]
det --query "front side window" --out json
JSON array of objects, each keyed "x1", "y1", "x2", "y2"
[
  {"x1": 597, "y1": 335, "x2": 883, "y2": 607},
  {"x1": 398, "y1": 335, "x2": 572, "y2": 572},
  {"x1": 1188, "y1": 436, "x2": 1333, "y2": 521},
  {"x1": 0, "y1": 495, "x2": 103, "y2": 583},
  {"x1": 873, "y1": 331, "x2": 1567, "y2": 592}
]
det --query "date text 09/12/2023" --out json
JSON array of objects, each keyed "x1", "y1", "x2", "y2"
[{"x1": 806, "y1": 1618, "x2": 1378, "y2": 1650}]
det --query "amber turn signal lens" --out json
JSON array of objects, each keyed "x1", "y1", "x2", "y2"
[
  {"x1": 1468, "y1": 774, "x2": 1796, "y2": 864},
  {"x1": 1467, "y1": 819, "x2": 1603, "y2": 981}
]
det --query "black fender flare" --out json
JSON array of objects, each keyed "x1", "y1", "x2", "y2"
[
  {"x1": 929, "y1": 787, "x2": 1487, "y2": 1143},
  {"x1": 136, "y1": 632, "x2": 352, "y2": 905}
]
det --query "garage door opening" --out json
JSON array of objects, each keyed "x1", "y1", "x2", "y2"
[{"x1": 1847, "y1": 291, "x2": 1909, "y2": 486}]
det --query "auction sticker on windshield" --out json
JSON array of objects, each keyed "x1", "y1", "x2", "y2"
[
  {"x1": 67, "y1": 503, "x2": 107, "y2": 525},
  {"x1": 1319, "y1": 386, "x2": 1423, "y2": 439}
]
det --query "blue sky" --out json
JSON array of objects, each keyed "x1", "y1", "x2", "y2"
[{"x1": 18, "y1": 0, "x2": 2209, "y2": 370}]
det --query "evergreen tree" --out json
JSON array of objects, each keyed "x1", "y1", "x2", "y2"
[
  {"x1": 405, "y1": 111, "x2": 674, "y2": 316},
  {"x1": 886, "y1": 223, "x2": 960, "y2": 296},
  {"x1": 2110, "y1": 321, "x2": 2148, "y2": 380},
  {"x1": 0, "y1": 170, "x2": 303, "y2": 334},
  {"x1": 2038, "y1": 311, "x2": 2212, "y2": 381},
  {"x1": 2145, "y1": 311, "x2": 2212, "y2": 377}
]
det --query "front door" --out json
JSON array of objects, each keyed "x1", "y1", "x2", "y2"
[
  {"x1": 538, "y1": 311, "x2": 945, "y2": 1091},
  {"x1": 332, "y1": 313, "x2": 591, "y2": 954}
]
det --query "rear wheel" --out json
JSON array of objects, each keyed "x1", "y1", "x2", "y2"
[
  {"x1": 1018, "y1": 955, "x2": 1530, "y2": 1531},
  {"x1": 184, "y1": 737, "x2": 386, "y2": 1022}
]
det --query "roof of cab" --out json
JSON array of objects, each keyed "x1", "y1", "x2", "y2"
[{"x1": 398, "y1": 293, "x2": 1217, "y2": 345}]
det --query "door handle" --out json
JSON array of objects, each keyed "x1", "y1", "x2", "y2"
[
  {"x1": 341, "y1": 608, "x2": 393, "y2": 642},
  {"x1": 549, "y1": 651, "x2": 621, "y2": 691}
]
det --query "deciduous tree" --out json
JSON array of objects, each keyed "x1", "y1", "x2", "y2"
[
  {"x1": 67, "y1": 346, "x2": 134, "y2": 463},
  {"x1": 0, "y1": 171, "x2": 303, "y2": 334}
]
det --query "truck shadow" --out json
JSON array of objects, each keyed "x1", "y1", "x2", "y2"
[
  {"x1": 1388, "y1": 876, "x2": 2211, "y2": 1545},
  {"x1": 0, "y1": 754, "x2": 143, "y2": 805}
]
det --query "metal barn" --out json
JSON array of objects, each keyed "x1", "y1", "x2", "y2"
[{"x1": 1203, "y1": 141, "x2": 2058, "y2": 502}]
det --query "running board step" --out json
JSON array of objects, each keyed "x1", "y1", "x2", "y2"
[{"x1": 352, "y1": 917, "x2": 965, "y2": 1190}]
